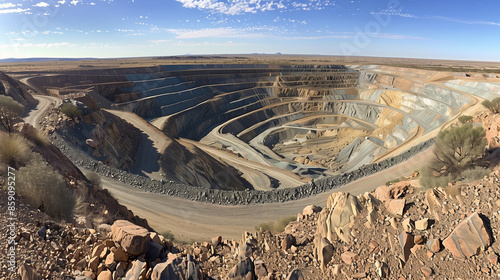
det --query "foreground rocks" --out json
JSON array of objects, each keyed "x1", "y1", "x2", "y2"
[{"x1": 4, "y1": 169, "x2": 500, "y2": 279}]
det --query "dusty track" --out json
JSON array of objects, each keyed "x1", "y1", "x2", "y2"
[{"x1": 100, "y1": 147, "x2": 432, "y2": 241}]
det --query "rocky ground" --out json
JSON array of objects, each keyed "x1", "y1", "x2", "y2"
[{"x1": 3, "y1": 167, "x2": 500, "y2": 279}]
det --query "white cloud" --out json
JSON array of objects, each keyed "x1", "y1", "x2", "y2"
[
  {"x1": 168, "y1": 27, "x2": 266, "y2": 39},
  {"x1": 33, "y1": 2, "x2": 50, "y2": 8},
  {"x1": 90, "y1": 2, "x2": 96, "y2": 5},
  {"x1": 58, "y1": 0, "x2": 66, "y2": 4},
  {"x1": 176, "y1": 0, "x2": 288, "y2": 15},
  {"x1": 70, "y1": 0, "x2": 79, "y2": 5},
  {"x1": 372, "y1": 10, "x2": 500, "y2": 27},
  {"x1": 0, "y1": 3, "x2": 16, "y2": 9},
  {"x1": 0, "y1": 8, "x2": 30, "y2": 14}
]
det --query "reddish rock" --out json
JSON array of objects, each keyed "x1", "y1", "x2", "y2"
[
  {"x1": 442, "y1": 212, "x2": 492, "y2": 258},
  {"x1": 421, "y1": 266, "x2": 433, "y2": 277},
  {"x1": 88, "y1": 256, "x2": 100, "y2": 272},
  {"x1": 212, "y1": 235, "x2": 222, "y2": 248},
  {"x1": 111, "y1": 220, "x2": 151, "y2": 256},
  {"x1": 487, "y1": 253, "x2": 498, "y2": 265},
  {"x1": 91, "y1": 243, "x2": 106, "y2": 259},
  {"x1": 414, "y1": 235, "x2": 424, "y2": 244},
  {"x1": 97, "y1": 270, "x2": 112, "y2": 280},
  {"x1": 399, "y1": 231, "x2": 415, "y2": 262},
  {"x1": 386, "y1": 199, "x2": 406, "y2": 217},
  {"x1": 113, "y1": 247, "x2": 128, "y2": 262},
  {"x1": 341, "y1": 251, "x2": 358, "y2": 265}
]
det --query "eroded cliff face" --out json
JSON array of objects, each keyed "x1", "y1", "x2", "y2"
[
  {"x1": 160, "y1": 139, "x2": 251, "y2": 191},
  {"x1": 0, "y1": 71, "x2": 37, "y2": 107},
  {"x1": 57, "y1": 109, "x2": 141, "y2": 172}
]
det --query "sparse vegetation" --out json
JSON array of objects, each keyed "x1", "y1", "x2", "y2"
[
  {"x1": 458, "y1": 115, "x2": 473, "y2": 124},
  {"x1": 17, "y1": 160, "x2": 76, "y2": 221},
  {"x1": 256, "y1": 216, "x2": 296, "y2": 233},
  {"x1": 84, "y1": 170, "x2": 102, "y2": 189},
  {"x1": 420, "y1": 123, "x2": 486, "y2": 189},
  {"x1": 385, "y1": 178, "x2": 400, "y2": 186},
  {"x1": 482, "y1": 97, "x2": 500, "y2": 114},
  {"x1": 0, "y1": 95, "x2": 23, "y2": 134},
  {"x1": 22, "y1": 126, "x2": 50, "y2": 147},
  {"x1": 0, "y1": 133, "x2": 32, "y2": 168},
  {"x1": 60, "y1": 103, "x2": 82, "y2": 118}
]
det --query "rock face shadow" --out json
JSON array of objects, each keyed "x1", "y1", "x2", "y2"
[{"x1": 131, "y1": 132, "x2": 161, "y2": 178}]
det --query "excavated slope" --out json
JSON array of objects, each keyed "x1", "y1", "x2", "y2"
[{"x1": 27, "y1": 64, "x2": 500, "y2": 192}]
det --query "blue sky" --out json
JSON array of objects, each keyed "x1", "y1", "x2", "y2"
[{"x1": 0, "y1": 0, "x2": 499, "y2": 61}]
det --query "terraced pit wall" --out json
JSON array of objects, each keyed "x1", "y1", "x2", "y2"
[{"x1": 51, "y1": 132, "x2": 434, "y2": 205}]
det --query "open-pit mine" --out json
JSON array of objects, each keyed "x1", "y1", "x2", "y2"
[{"x1": 12, "y1": 58, "x2": 500, "y2": 239}]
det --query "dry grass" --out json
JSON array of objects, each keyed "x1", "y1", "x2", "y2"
[
  {"x1": 0, "y1": 133, "x2": 32, "y2": 168},
  {"x1": 256, "y1": 216, "x2": 296, "y2": 233},
  {"x1": 17, "y1": 160, "x2": 75, "y2": 221}
]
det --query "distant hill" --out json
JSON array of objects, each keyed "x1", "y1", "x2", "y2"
[{"x1": 0, "y1": 57, "x2": 96, "y2": 63}]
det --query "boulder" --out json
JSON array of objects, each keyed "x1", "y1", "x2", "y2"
[
  {"x1": 228, "y1": 258, "x2": 255, "y2": 280},
  {"x1": 415, "y1": 218, "x2": 429, "y2": 231},
  {"x1": 212, "y1": 236, "x2": 222, "y2": 248},
  {"x1": 146, "y1": 241, "x2": 164, "y2": 261},
  {"x1": 111, "y1": 220, "x2": 151, "y2": 256},
  {"x1": 302, "y1": 205, "x2": 322, "y2": 216},
  {"x1": 239, "y1": 243, "x2": 252, "y2": 259},
  {"x1": 152, "y1": 256, "x2": 203, "y2": 280},
  {"x1": 443, "y1": 212, "x2": 492, "y2": 258},
  {"x1": 386, "y1": 199, "x2": 406, "y2": 217},
  {"x1": 92, "y1": 244, "x2": 106, "y2": 259},
  {"x1": 398, "y1": 231, "x2": 414, "y2": 262},
  {"x1": 123, "y1": 260, "x2": 147, "y2": 280},
  {"x1": 113, "y1": 247, "x2": 128, "y2": 262},
  {"x1": 97, "y1": 270, "x2": 112, "y2": 280},
  {"x1": 281, "y1": 234, "x2": 296, "y2": 251},
  {"x1": 487, "y1": 253, "x2": 498, "y2": 265},
  {"x1": 317, "y1": 238, "x2": 334, "y2": 271},
  {"x1": 326, "y1": 192, "x2": 362, "y2": 243},
  {"x1": 426, "y1": 239, "x2": 441, "y2": 253}
]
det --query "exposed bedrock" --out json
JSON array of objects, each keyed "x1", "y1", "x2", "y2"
[{"x1": 31, "y1": 64, "x2": 500, "y2": 192}]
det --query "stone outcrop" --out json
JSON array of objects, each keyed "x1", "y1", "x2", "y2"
[
  {"x1": 111, "y1": 220, "x2": 151, "y2": 256},
  {"x1": 442, "y1": 212, "x2": 492, "y2": 258}
]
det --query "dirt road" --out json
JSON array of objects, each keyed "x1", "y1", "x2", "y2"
[{"x1": 101, "y1": 146, "x2": 432, "y2": 242}]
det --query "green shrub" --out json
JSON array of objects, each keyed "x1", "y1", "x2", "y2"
[
  {"x1": 429, "y1": 123, "x2": 486, "y2": 177},
  {"x1": 482, "y1": 97, "x2": 500, "y2": 114},
  {"x1": 0, "y1": 95, "x2": 23, "y2": 134},
  {"x1": 458, "y1": 167, "x2": 491, "y2": 183},
  {"x1": 0, "y1": 133, "x2": 32, "y2": 168},
  {"x1": 17, "y1": 160, "x2": 75, "y2": 221},
  {"x1": 60, "y1": 103, "x2": 82, "y2": 118},
  {"x1": 458, "y1": 115, "x2": 473, "y2": 124},
  {"x1": 419, "y1": 167, "x2": 453, "y2": 190}
]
